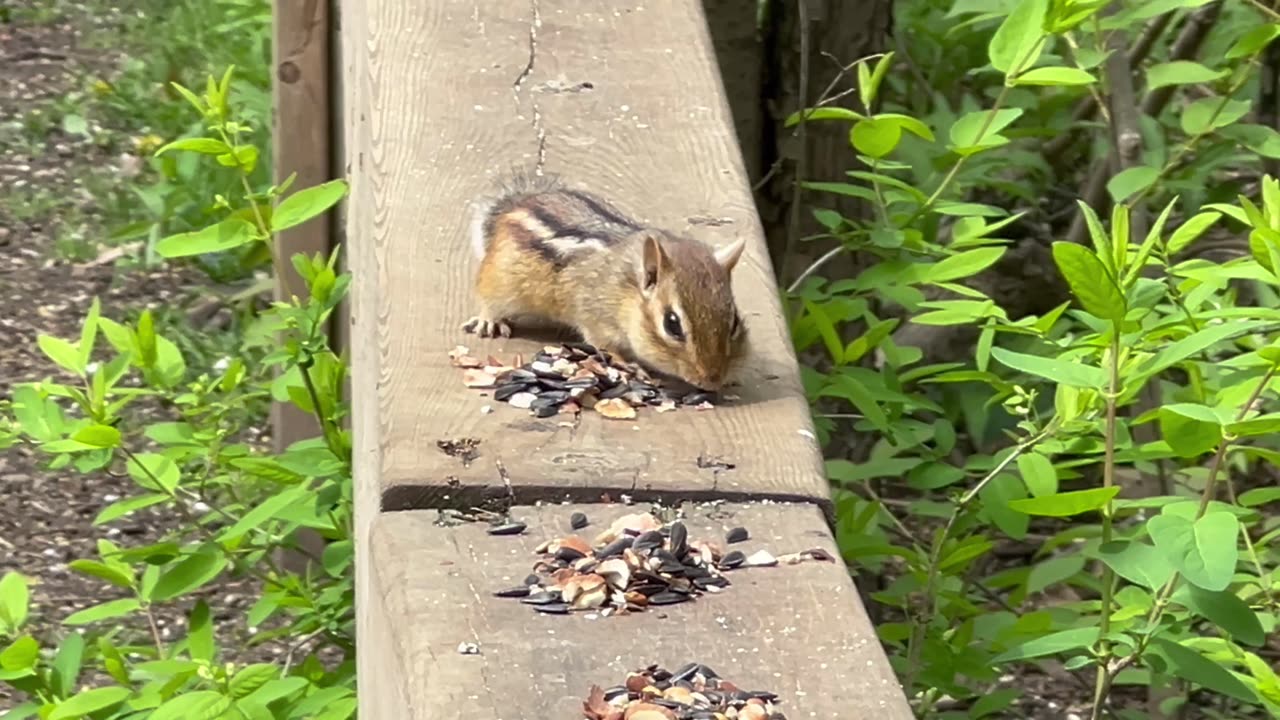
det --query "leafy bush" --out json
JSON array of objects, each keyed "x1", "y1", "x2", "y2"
[
  {"x1": 789, "y1": 1, "x2": 1280, "y2": 717},
  {"x1": 0, "y1": 69, "x2": 353, "y2": 720}
]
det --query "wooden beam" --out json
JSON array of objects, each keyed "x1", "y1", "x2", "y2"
[
  {"x1": 271, "y1": 0, "x2": 334, "y2": 573},
  {"x1": 342, "y1": 0, "x2": 911, "y2": 716},
  {"x1": 371, "y1": 503, "x2": 909, "y2": 717}
]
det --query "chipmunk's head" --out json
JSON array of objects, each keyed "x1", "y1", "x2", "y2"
[{"x1": 629, "y1": 230, "x2": 748, "y2": 392}]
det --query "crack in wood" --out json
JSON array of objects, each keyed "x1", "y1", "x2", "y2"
[{"x1": 512, "y1": 0, "x2": 547, "y2": 176}]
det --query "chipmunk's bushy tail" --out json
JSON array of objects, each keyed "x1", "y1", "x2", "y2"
[{"x1": 469, "y1": 167, "x2": 563, "y2": 259}]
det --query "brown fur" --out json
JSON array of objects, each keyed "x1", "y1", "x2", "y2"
[{"x1": 462, "y1": 176, "x2": 748, "y2": 390}]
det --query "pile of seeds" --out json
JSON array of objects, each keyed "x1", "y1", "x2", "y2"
[
  {"x1": 449, "y1": 343, "x2": 722, "y2": 419},
  {"x1": 582, "y1": 662, "x2": 788, "y2": 720},
  {"x1": 491, "y1": 511, "x2": 833, "y2": 616}
]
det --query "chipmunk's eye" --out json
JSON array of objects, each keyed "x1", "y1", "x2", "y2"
[{"x1": 663, "y1": 309, "x2": 684, "y2": 341}]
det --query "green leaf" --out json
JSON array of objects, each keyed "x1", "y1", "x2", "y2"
[
  {"x1": 50, "y1": 632, "x2": 83, "y2": 697},
  {"x1": 949, "y1": 108, "x2": 1023, "y2": 154},
  {"x1": 155, "y1": 137, "x2": 232, "y2": 156},
  {"x1": 1012, "y1": 66, "x2": 1095, "y2": 86},
  {"x1": 63, "y1": 598, "x2": 141, "y2": 625},
  {"x1": 874, "y1": 113, "x2": 934, "y2": 141},
  {"x1": 822, "y1": 374, "x2": 890, "y2": 433},
  {"x1": 188, "y1": 600, "x2": 215, "y2": 663},
  {"x1": 48, "y1": 686, "x2": 131, "y2": 720},
  {"x1": 125, "y1": 453, "x2": 179, "y2": 494},
  {"x1": 230, "y1": 664, "x2": 280, "y2": 699},
  {"x1": 0, "y1": 636, "x2": 39, "y2": 671},
  {"x1": 1051, "y1": 242, "x2": 1125, "y2": 321},
  {"x1": 1158, "y1": 403, "x2": 1222, "y2": 458},
  {"x1": 969, "y1": 688, "x2": 1020, "y2": 718},
  {"x1": 990, "y1": 346, "x2": 1107, "y2": 388},
  {"x1": 921, "y1": 247, "x2": 1005, "y2": 283},
  {"x1": 78, "y1": 297, "x2": 100, "y2": 372},
  {"x1": 850, "y1": 118, "x2": 902, "y2": 158},
  {"x1": 1027, "y1": 554, "x2": 1085, "y2": 594},
  {"x1": 61, "y1": 114, "x2": 88, "y2": 137},
  {"x1": 1147, "y1": 511, "x2": 1239, "y2": 592},
  {"x1": 38, "y1": 334, "x2": 84, "y2": 376},
  {"x1": 1007, "y1": 487, "x2": 1120, "y2": 517},
  {"x1": 1147, "y1": 637, "x2": 1256, "y2": 703},
  {"x1": 1181, "y1": 97, "x2": 1252, "y2": 136},
  {"x1": 1097, "y1": 540, "x2": 1175, "y2": 590},
  {"x1": 68, "y1": 560, "x2": 132, "y2": 589},
  {"x1": 1226, "y1": 23, "x2": 1280, "y2": 60},
  {"x1": 149, "y1": 690, "x2": 232, "y2": 720},
  {"x1": 271, "y1": 179, "x2": 348, "y2": 233},
  {"x1": 980, "y1": 473, "x2": 1029, "y2": 540},
  {"x1": 0, "y1": 573, "x2": 29, "y2": 630},
  {"x1": 216, "y1": 484, "x2": 310, "y2": 543},
  {"x1": 1165, "y1": 211, "x2": 1221, "y2": 256},
  {"x1": 1075, "y1": 202, "x2": 1113, "y2": 273},
  {"x1": 1239, "y1": 487, "x2": 1280, "y2": 507},
  {"x1": 988, "y1": 0, "x2": 1048, "y2": 75},
  {"x1": 94, "y1": 493, "x2": 170, "y2": 525},
  {"x1": 1222, "y1": 124, "x2": 1280, "y2": 159},
  {"x1": 1177, "y1": 585, "x2": 1265, "y2": 646},
  {"x1": 155, "y1": 217, "x2": 255, "y2": 258},
  {"x1": 783, "y1": 107, "x2": 865, "y2": 126},
  {"x1": 1145, "y1": 60, "x2": 1227, "y2": 89},
  {"x1": 71, "y1": 424, "x2": 121, "y2": 449},
  {"x1": 1016, "y1": 452, "x2": 1057, "y2": 497},
  {"x1": 1106, "y1": 166, "x2": 1159, "y2": 204},
  {"x1": 1133, "y1": 320, "x2": 1248, "y2": 383},
  {"x1": 151, "y1": 551, "x2": 228, "y2": 601},
  {"x1": 1227, "y1": 413, "x2": 1280, "y2": 437},
  {"x1": 991, "y1": 626, "x2": 1098, "y2": 663}
]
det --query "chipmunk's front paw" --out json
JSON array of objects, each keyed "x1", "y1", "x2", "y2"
[{"x1": 461, "y1": 315, "x2": 512, "y2": 339}]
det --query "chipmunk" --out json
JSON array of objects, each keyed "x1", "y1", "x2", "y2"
[{"x1": 461, "y1": 173, "x2": 749, "y2": 392}]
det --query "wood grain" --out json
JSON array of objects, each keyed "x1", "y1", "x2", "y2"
[
  {"x1": 368, "y1": 502, "x2": 912, "y2": 718},
  {"x1": 343, "y1": 0, "x2": 832, "y2": 516}
]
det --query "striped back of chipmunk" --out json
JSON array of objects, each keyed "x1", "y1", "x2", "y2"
[{"x1": 470, "y1": 174, "x2": 642, "y2": 269}]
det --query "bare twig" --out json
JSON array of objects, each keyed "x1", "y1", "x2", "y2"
[
  {"x1": 1043, "y1": 11, "x2": 1176, "y2": 162},
  {"x1": 1065, "y1": 2, "x2": 1223, "y2": 246}
]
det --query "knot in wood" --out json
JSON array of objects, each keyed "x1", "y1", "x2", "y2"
[{"x1": 277, "y1": 60, "x2": 301, "y2": 84}]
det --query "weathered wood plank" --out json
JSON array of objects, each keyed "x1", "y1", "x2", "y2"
[
  {"x1": 342, "y1": 0, "x2": 831, "y2": 516},
  {"x1": 369, "y1": 502, "x2": 912, "y2": 718}
]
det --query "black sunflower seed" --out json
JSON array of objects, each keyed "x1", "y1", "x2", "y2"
[
  {"x1": 649, "y1": 591, "x2": 689, "y2": 605},
  {"x1": 719, "y1": 550, "x2": 746, "y2": 569},
  {"x1": 493, "y1": 586, "x2": 531, "y2": 598},
  {"x1": 725, "y1": 526, "x2": 749, "y2": 544},
  {"x1": 533, "y1": 402, "x2": 560, "y2": 418},
  {"x1": 598, "y1": 536, "x2": 633, "y2": 557},
  {"x1": 538, "y1": 378, "x2": 569, "y2": 391},
  {"x1": 494, "y1": 382, "x2": 529, "y2": 401},
  {"x1": 600, "y1": 384, "x2": 629, "y2": 399},
  {"x1": 555, "y1": 546, "x2": 587, "y2": 563},
  {"x1": 668, "y1": 521, "x2": 688, "y2": 557},
  {"x1": 532, "y1": 602, "x2": 570, "y2": 614},
  {"x1": 634, "y1": 530, "x2": 664, "y2": 551},
  {"x1": 487, "y1": 521, "x2": 526, "y2": 536},
  {"x1": 681, "y1": 391, "x2": 716, "y2": 405},
  {"x1": 523, "y1": 573, "x2": 541, "y2": 586},
  {"x1": 565, "y1": 376, "x2": 598, "y2": 389},
  {"x1": 520, "y1": 590, "x2": 562, "y2": 605},
  {"x1": 569, "y1": 512, "x2": 589, "y2": 530}
]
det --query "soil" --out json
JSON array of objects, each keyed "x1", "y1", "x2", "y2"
[{"x1": 0, "y1": 7, "x2": 278, "y2": 711}]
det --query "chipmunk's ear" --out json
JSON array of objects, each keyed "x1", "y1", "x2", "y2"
[
  {"x1": 640, "y1": 232, "x2": 667, "y2": 296},
  {"x1": 715, "y1": 237, "x2": 746, "y2": 272}
]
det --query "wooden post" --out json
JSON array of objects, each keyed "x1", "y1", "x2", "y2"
[
  {"x1": 342, "y1": 1, "x2": 913, "y2": 716},
  {"x1": 271, "y1": 0, "x2": 335, "y2": 573}
]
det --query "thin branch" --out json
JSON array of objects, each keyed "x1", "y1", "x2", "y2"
[
  {"x1": 782, "y1": 0, "x2": 813, "y2": 283},
  {"x1": 1043, "y1": 11, "x2": 1175, "y2": 162}
]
